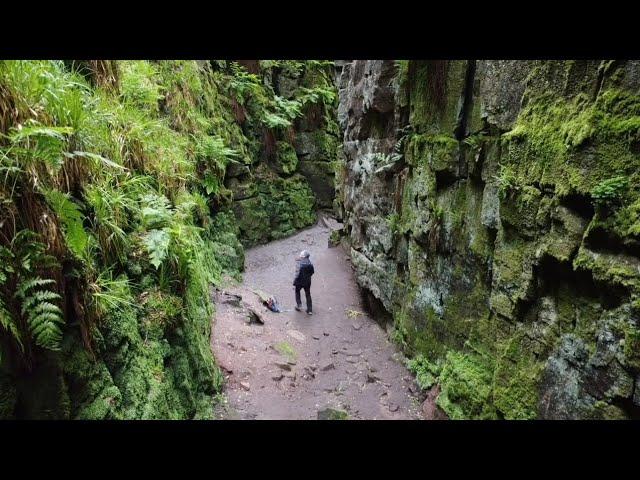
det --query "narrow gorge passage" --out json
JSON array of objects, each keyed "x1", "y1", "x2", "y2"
[
  {"x1": 211, "y1": 220, "x2": 424, "y2": 420},
  {"x1": 4, "y1": 59, "x2": 640, "y2": 420}
]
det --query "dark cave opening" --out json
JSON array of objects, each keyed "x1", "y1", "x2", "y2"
[
  {"x1": 559, "y1": 192, "x2": 595, "y2": 220},
  {"x1": 359, "y1": 287, "x2": 392, "y2": 330},
  {"x1": 585, "y1": 224, "x2": 640, "y2": 258},
  {"x1": 534, "y1": 255, "x2": 629, "y2": 310}
]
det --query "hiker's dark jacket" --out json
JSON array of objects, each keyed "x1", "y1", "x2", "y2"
[{"x1": 293, "y1": 258, "x2": 314, "y2": 287}]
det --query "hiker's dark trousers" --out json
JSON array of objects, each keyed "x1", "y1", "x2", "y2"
[{"x1": 295, "y1": 286, "x2": 312, "y2": 313}]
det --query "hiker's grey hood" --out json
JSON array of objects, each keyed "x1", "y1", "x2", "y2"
[{"x1": 299, "y1": 257, "x2": 312, "y2": 266}]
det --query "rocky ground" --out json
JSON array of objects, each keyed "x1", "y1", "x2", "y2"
[{"x1": 211, "y1": 218, "x2": 429, "y2": 420}]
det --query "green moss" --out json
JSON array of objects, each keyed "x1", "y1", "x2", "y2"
[
  {"x1": 603, "y1": 198, "x2": 640, "y2": 243},
  {"x1": 275, "y1": 341, "x2": 296, "y2": 362},
  {"x1": 497, "y1": 183, "x2": 545, "y2": 239},
  {"x1": 405, "y1": 133, "x2": 459, "y2": 170},
  {"x1": 139, "y1": 289, "x2": 182, "y2": 342},
  {"x1": 317, "y1": 407, "x2": 349, "y2": 420},
  {"x1": 234, "y1": 167, "x2": 316, "y2": 246},
  {"x1": 501, "y1": 88, "x2": 640, "y2": 198},
  {"x1": 587, "y1": 400, "x2": 627, "y2": 420},
  {"x1": 407, "y1": 354, "x2": 441, "y2": 390},
  {"x1": 274, "y1": 141, "x2": 298, "y2": 175},
  {"x1": 573, "y1": 247, "x2": 640, "y2": 291},
  {"x1": 408, "y1": 60, "x2": 469, "y2": 136},
  {"x1": 622, "y1": 323, "x2": 640, "y2": 369},
  {"x1": 436, "y1": 350, "x2": 497, "y2": 420},
  {"x1": 492, "y1": 333, "x2": 543, "y2": 420},
  {"x1": 0, "y1": 60, "x2": 254, "y2": 419},
  {"x1": 490, "y1": 235, "x2": 537, "y2": 320}
]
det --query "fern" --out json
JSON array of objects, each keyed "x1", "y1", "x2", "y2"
[
  {"x1": 0, "y1": 248, "x2": 21, "y2": 351},
  {"x1": 591, "y1": 176, "x2": 629, "y2": 209},
  {"x1": 14, "y1": 276, "x2": 64, "y2": 351},
  {"x1": 63, "y1": 151, "x2": 126, "y2": 171},
  {"x1": 12, "y1": 230, "x2": 58, "y2": 272},
  {"x1": 203, "y1": 172, "x2": 222, "y2": 196},
  {"x1": 7, "y1": 121, "x2": 74, "y2": 171},
  {"x1": 261, "y1": 111, "x2": 292, "y2": 129},
  {"x1": 3, "y1": 231, "x2": 65, "y2": 352},
  {"x1": 15, "y1": 277, "x2": 56, "y2": 299},
  {"x1": 43, "y1": 189, "x2": 89, "y2": 260},
  {"x1": 194, "y1": 135, "x2": 238, "y2": 171},
  {"x1": 20, "y1": 290, "x2": 60, "y2": 316},
  {"x1": 140, "y1": 193, "x2": 173, "y2": 229},
  {"x1": 296, "y1": 86, "x2": 336, "y2": 107},
  {"x1": 273, "y1": 96, "x2": 302, "y2": 121},
  {"x1": 0, "y1": 298, "x2": 22, "y2": 351}
]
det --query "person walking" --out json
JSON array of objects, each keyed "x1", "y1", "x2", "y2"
[{"x1": 293, "y1": 250, "x2": 314, "y2": 315}]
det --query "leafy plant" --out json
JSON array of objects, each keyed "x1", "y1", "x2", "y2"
[
  {"x1": 275, "y1": 341, "x2": 296, "y2": 362},
  {"x1": 15, "y1": 277, "x2": 64, "y2": 350},
  {"x1": 0, "y1": 249, "x2": 21, "y2": 351},
  {"x1": 43, "y1": 189, "x2": 89, "y2": 260},
  {"x1": 273, "y1": 96, "x2": 302, "y2": 122},
  {"x1": 139, "y1": 193, "x2": 173, "y2": 229},
  {"x1": 591, "y1": 175, "x2": 629, "y2": 210},
  {"x1": 407, "y1": 354, "x2": 441, "y2": 391},
  {"x1": 143, "y1": 229, "x2": 171, "y2": 269},
  {"x1": 89, "y1": 269, "x2": 135, "y2": 318},
  {"x1": 495, "y1": 164, "x2": 520, "y2": 200},
  {"x1": 296, "y1": 86, "x2": 336, "y2": 107},
  {"x1": 386, "y1": 212, "x2": 401, "y2": 234},
  {"x1": 1, "y1": 231, "x2": 64, "y2": 352}
]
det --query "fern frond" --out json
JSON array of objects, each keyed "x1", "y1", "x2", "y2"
[
  {"x1": 28, "y1": 301, "x2": 63, "y2": 317},
  {"x1": 15, "y1": 277, "x2": 56, "y2": 299},
  {"x1": 0, "y1": 298, "x2": 23, "y2": 351},
  {"x1": 15, "y1": 275, "x2": 64, "y2": 351},
  {"x1": 20, "y1": 290, "x2": 61, "y2": 315},
  {"x1": 140, "y1": 193, "x2": 173, "y2": 229},
  {"x1": 27, "y1": 311, "x2": 63, "y2": 350},
  {"x1": 43, "y1": 190, "x2": 89, "y2": 259}
]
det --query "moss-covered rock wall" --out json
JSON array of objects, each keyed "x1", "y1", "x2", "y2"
[
  {"x1": 224, "y1": 60, "x2": 341, "y2": 246},
  {"x1": 338, "y1": 60, "x2": 640, "y2": 419},
  {"x1": 0, "y1": 59, "x2": 337, "y2": 419}
]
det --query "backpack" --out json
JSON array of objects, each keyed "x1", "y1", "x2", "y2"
[{"x1": 266, "y1": 296, "x2": 281, "y2": 313}]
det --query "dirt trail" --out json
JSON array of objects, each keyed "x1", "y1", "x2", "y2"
[{"x1": 211, "y1": 219, "x2": 425, "y2": 420}]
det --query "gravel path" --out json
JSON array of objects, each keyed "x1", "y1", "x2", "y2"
[{"x1": 211, "y1": 220, "x2": 425, "y2": 420}]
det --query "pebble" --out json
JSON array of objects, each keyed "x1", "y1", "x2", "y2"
[
  {"x1": 343, "y1": 349, "x2": 362, "y2": 356},
  {"x1": 366, "y1": 373, "x2": 380, "y2": 383},
  {"x1": 321, "y1": 362, "x2": 335, "y2": 371},
  {"x1": 287, "y1": 330, "x2": 306, "y2": 343}
]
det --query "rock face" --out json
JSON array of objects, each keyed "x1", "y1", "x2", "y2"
[
  {"x1": 337, "y1": 60, "x2": 640, "y2": 419},
  {"x1": 225, "y1": 61, "x2": 341, "y2": 246}
]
